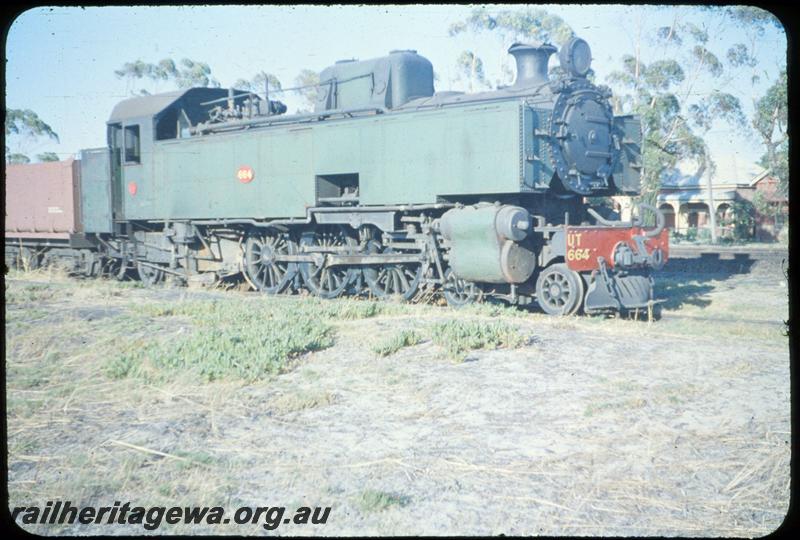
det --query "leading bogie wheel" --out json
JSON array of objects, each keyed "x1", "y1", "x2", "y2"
[
  {"x1": 535, "y1": 262, "x2": 584, "y2": 316},
  {"x1": 442, "y1": 267, "x2": 480, "y2": 308}
]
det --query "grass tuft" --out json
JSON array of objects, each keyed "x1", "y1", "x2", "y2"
[
  {"x1": 5, "y1": 283, "x2": 63, "y2": 305},
  {"x1": 431, "y1": 319, "x2": 527, "y2": 360},
  {"x1": 270, "y1": 389, "x2": 338, "y2": 414},
  {"x1": 371, "y1": 329, "x2": 423, "y2": 357},
  {"x1": 356, "y1": 489, "x2": 411, "y2": 513},
  {"x1": 107, "y1": 299, "x2": 334, "y2": 383}
]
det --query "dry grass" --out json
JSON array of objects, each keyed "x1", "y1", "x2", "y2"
[
  {"x1": 430, "y1": 319, "x2": 530, "y2": 360},
  {"x1": 371, "y1": 329, "x2": 423, "y2": 357},
  {"x1": 4, "y1": 266, "x2": 790, "y2": 536},
  {"x1": 269, "y1": 388, "x2": 339, "y2": 415},
  {"x1": 356, "y1": 489, "x2": 412, "y2": 513}
]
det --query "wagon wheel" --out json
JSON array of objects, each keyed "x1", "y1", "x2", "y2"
[
  {"x1": 113, "y1": 259, "x2": 130, "y2": 280},
  {"x1": 535, "y1": 262, "x2": 584, "y2": 316},
  {"x1": 442, "y1": 267, "x2": 480, "y2": 308},
  {"x1": 299, "y1": 225, "x2": 357, "y2": 299},
  {"x1": 137, "y1": 261, "x2": 165, "y2": 287},
  {"x1": 106, "y1": 255, "x2": 131, "y2": 281},
  {"x1": 362, "y1": 240, "x2": 422, "y2": 301},
  {"x1": 242, "y1": 230, "x2": 297, "y2": 294}
]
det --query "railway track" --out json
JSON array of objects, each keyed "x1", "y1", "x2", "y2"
[
  {"x1": 669, "y1": 244, "x2": 787, "y2": 260},
  {"x1": 664, "y1": 244, "x2": 788, "y2": 277},
  {"x1": 659, "y1": 311, "x2": 786, "y2": 327}
]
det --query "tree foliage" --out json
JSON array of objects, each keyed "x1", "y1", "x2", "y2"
[
  {"x1": 114, "y1": 58, "x2": 221, "y2": 95},
  {"x1": 752, "y1": 70, "x2": 788, "y2": 194},
  {"x1": 5, "y1": 108, "x2": 59, "y2": 164},
  {"x1": 5, "y1": 109, "x2": 59, "y2": 142},
  {"x1": 688, "y1": 91, "x2": 747, "y2": 132},
  {"x1": 720, "y1": 199, "x2": 756, "y2": 241},
  {"x1": 720, "y1": 7, "x2": 787, "y2": 194},
  {"x1": 759, "y1": 140, "x2": 788, "y2": 195},
  {"x1": 724, "y1": 6, "x2": 782, "y2": 33},
  {"x1": 7, "y1": 153, "x2": 30, "y2": 164},
  {"x1": 448, "y1": 6, "x2": 574, "y2": 45},
  {"x1": 455, "y1": 51, "x2": 489, "y2": 92},
  {"x1": 234, "y1": 72, "x2": 282, "y2": 94},
  {"x1": 293, "y1": 69, "x2": 320, "y2": 112},
  {"x1": 752, "y1": 189, "x2": 782, "y2": 220},
  {"x1": 36, "y1": 152, "x2": 60, "y2": 162},
  {"x1": 726, "y1": 43, "x2": 756, "y2": 69},
  {"x1": 448, "y1": 7, "x2": 575, "y2": 87},
  {"x1": 605, "y1": 17, "x2": 746, "y2": 206}
]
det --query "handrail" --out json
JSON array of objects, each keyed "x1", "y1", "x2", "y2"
[{"x1": 588, "y1": 203, "x2": 665, "y2": 238}]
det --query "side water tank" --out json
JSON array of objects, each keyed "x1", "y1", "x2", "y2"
[
  {"x1": 315, "y1": 50, "x2": 434, "y2": 111},
  {"x1": 439, "y1": 204, "x2": 536, "y2": 284}
]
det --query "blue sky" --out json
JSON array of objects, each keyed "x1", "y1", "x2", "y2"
[{"x1": 5, "y1": 5, "x2": 786, "y2": 169}]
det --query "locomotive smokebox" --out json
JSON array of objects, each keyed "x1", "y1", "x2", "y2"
[{"x1": 509, "y1": 42, "x2": 557, "y2": 87}]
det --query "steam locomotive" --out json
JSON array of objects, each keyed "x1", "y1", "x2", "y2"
[{"x1": 5, "y1": 37, "x2": 668, "y2": 315}]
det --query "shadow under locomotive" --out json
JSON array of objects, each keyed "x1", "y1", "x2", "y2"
[{"x1": 655, "y1": 253, "x2": 758, "y2": 311}]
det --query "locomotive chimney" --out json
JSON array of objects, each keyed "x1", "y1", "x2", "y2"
[{"x1": 508, "y1": 42, "x2": 557, "y2": 87}]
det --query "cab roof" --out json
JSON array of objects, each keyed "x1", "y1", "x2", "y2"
[{"x1": 107, "y1": 87, "x2": 231, "y2": 123}]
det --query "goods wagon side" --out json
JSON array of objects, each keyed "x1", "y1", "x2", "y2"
[{"x1": 5, "y1": 159, "x2": 82, "y2": 239}]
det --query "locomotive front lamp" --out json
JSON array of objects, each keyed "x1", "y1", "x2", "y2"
[{"x1": 559, "y1": 37, "x2": 592, "y2": 78}]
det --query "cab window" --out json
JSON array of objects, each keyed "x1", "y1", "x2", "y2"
[{"x1": 124, "y1": 125, "x2": 141, "y2": 163}]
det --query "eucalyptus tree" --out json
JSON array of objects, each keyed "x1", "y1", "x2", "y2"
[
  {"x1": 5, "y1": 108, "x2": 59, "y2": 164},
  {"x1": 455, "y1": 51, "x2": 489, "y2": 92},
  {"x1": 114, "y1": 58, "x2": 221, "y2": 96},
  {"x1": 752, "y1": 71, "x2": 788, "y2": 195},
  {"x1": 448, "y1": 6, "x2": 575, "y2": 88},
  {"x1": 36, "y1": 152, "x2": 60, "y2": 162},
  {"x1": 7, "y1": 153, "x2": 30, "y2": 164},
  {"x1": 293, "y1": 69, "x2": 320, "y2": 112},
  {"x1": 722, "y1": 6, "x2": 787, "y2": 195},
  {"x1": 605, "y1": 12, "x2": 748, "y2": 243},
  {"x1": 233, "y1": 72, "x2": 282, "y2": 95},
  {"x1": 448, "y1": 6, "x2": 574, "y2": 45}
]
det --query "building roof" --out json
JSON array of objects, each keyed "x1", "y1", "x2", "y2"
[
  {"x1": 749, "y1": 170, "x2": 774, "y2": 187},
  {"x1": 714, "y1": 153, "x2": 768, "y2": 184},
  {"x1": 658, "y1": 189, "x2": 739, "y2": 203},
  {"x1": 660, "y1": 154, "x2": 768, "y2": 189}
]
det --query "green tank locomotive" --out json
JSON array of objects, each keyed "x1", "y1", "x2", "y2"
[{"x1": 8, "y1": 37, "x2": 669, "y2": 315}]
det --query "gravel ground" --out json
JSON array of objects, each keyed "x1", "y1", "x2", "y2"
[{"x1": 5, "y1": 258, "x2": 790, "y2": 536}]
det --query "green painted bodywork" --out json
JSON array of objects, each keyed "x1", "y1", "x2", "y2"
[
  {"x1": 117, "y1": 99, "x2": 539, "y2": 221},
  {"x1": 79, "y1": 148, "x2": 113, "y2": 233},
  {"x1": 441, "y1": 205, "x2": 507, "y2": 283},
  {"x1": 613, "y1": 115, "x2": 643, "y2": 193}
]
